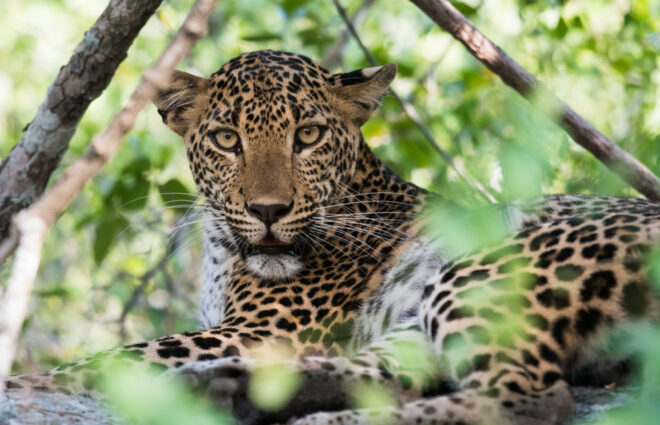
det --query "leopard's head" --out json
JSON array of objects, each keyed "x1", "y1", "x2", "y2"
[{"x1": 154, "y1": 50, "x2": 396, "y2": 279}]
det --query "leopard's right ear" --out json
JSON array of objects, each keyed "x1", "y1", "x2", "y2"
[
  {"x1": 328, "y1": 63, "x2": 397, "y2": 127},
  {"x1": 153, "y1": 71, "x2": 210, "y2": 136}
]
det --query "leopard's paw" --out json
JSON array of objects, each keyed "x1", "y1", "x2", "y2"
[{"x1": 170, "y1": 357, "x2": 254, "y2": 410}]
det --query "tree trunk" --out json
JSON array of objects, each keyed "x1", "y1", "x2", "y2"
[{"x1": 0, "y1": 0, "x2": 164, "y2": 243}]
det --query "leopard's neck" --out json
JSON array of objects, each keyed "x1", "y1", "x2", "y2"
[{"x1": 342, "y1": 138, "x2": 424, "y2": 213}]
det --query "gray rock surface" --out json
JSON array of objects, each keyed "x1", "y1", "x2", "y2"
[
  {"x1": 0, "y1": 391, "x2": 126, "y2": 425},
  {"x1": 570, "y1": 386, "x2": 638, "y2": 424},
  {"x1": 0, "y1": 385, "x2": 638, "y2": 424}
]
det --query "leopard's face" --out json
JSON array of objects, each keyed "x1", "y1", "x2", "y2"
[{"x1": 154, "y1": 50, "x2": 396, "y2": 279}]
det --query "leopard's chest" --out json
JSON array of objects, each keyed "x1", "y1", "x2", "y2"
[{"x1": 197, "y1": 232, "x2": 436, "y2": 352}]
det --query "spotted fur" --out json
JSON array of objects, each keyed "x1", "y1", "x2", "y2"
[{"x1": 5, "y1": 51, "x2": 660, "y2": 425}]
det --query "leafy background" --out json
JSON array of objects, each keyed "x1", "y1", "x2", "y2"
[{"x1": 1, "y1": 0, "x2": 659, "y2": 422}]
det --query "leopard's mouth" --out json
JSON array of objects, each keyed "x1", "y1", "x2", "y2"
[{"x1": 241, "y1": 232, "x2": 309, "y2": 259}]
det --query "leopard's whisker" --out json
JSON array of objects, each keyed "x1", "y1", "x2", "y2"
[{"x1": 310, "y1": 225, "x2": 386, "y2": 263}]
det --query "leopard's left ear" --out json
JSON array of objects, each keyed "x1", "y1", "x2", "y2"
[
  {"x1": 328, "y1": 63, "x2": 397, "y2": 126},
  {"x1": 152, "y1": 70, "x2": 211, "y2": 136}
]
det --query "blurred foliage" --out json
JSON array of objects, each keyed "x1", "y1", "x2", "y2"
[
  {"x1": 247, "y1": 345, "x2": 302, "y2": 411},
  {"x1": 102, "y1": 361, "x2": 234, "y2": 425},
  {"x1": 1, "y1": 0, "x2": 659, "y2": 422}
]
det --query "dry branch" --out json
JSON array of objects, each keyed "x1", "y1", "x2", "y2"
[
  {"x1": 332, "y1": 0, "x2": 497, "y2": 203},
  {"x1": 410, "y1": 0, "x2": 660, "y2": 201},
  {"x1": 0, "y1": 0, "x2": 217, "y2": 400},
  {"x1": 0, "y1": 0, "x2": 165, "y2": 243}
]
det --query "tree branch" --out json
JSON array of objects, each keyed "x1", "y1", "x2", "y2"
[
  {"x1": 0, "y1": 0, "x2": 165, "y2": 243},
  {"x1": 332, "y1": 0, "x2": 497, "y2": 203},
  {"x1": 0, "y1": 0, "x2": 218, "y2": 399},
  {"x1": 410, "y1": 0, "x2": 660, "y2": 201}
]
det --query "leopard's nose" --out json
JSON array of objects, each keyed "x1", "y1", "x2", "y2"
[{"x1": 246, "y1": 202, "x2": 293, "y2": 226}]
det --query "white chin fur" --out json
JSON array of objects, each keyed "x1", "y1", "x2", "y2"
[{"x1": 244, "y1": 254, "x2": 303, "y2": 279}]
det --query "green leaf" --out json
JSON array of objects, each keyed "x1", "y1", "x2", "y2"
[
  {"x1": 36, "y1": 286, "x2": 73, "y2": 299},
  {"x1": 105, "y1": 158, "x2": 152, "y2": 209},
  {"x1": 147, "y1": 309, "x2": 166, "y2": 332},
  {"x1": 93, "y1": 216, "x2": 129, "y2": 264},
  {"x1": 248, "y1": 360, "x2": 301, "y2": 411},
  {"x1": 425, "y1": 200, "x2": 509, "y2": 255},
  {"x1": 241, "y1": 32, "x2": 283, "y2": 42},
  {"x1": 351, "y1": 381, "x2": 395, "y2": 410},
  {"x1": 298, "y1": 28, "x2": 334, "y2": 46},
  {"x1": 102, "y1": 361, "x2": 234, "y2": 425},
  {"x1": 280, "y1": 0, "x2": 309, "y2": 14},
  {"x1": 159, "y1": 178, "x2": 195, "y2": 213},
  {"x1": 121, "y1": 178, "x2": 151, "y2": 210},
  {"x1": 106, "y1": 178, "x2": 149, "y2": 210},
  {"x1": 499, "y1": 145, "x2": 545, "y2": 200},
  {"x1": 552, "y1": 17, "x2": 568, "y2": 39},
  {"x1": 450, "y1": 1, "x2": 478, "y2": 17},
  {"x1": 123, "y1": 158, "x2": 151, "y2": 174}
]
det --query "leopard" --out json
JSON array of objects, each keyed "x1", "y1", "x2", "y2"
[
  {"x1": 4, "y1": 50, "x2": 660, "y2": 425},
  {"x1": 5, "y1": 49, "x2": 436, "y2": 401}
]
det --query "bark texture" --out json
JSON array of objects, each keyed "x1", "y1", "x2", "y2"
[
  {"x1": 0, "y1": 0, "x2": 164, "y2": 242},
  {"x1": 410, "y1": 0, "x2": 660, "y2": 201}
]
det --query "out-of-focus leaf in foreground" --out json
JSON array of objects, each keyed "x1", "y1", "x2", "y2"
[
  {"x1": 102, "y1": 361, "x2": 234, "y2": 425},
  {"x1": 248, "y1": 344, "x2": 302, "y2": 411}
]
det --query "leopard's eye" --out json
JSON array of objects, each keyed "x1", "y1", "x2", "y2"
[
  {"x1": 294, "y1": 125, "x2": 325, "y2": 152},
  {"x1": 209, "y1": 129, "x2": 240, "y2": 152}
]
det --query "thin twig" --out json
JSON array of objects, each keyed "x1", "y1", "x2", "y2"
[
  {"x1": 116, "y1": 212, "x2": 188, "y2": 339},
  {"x1": 0, "y1": 0, "x2": 217, "y2": 399},
  {"x1": 321, "y1": 0, "x2": 376, "y2": 69},
  {"x1": 0, "y1": 227, "x2": 19, "y2": 274},
  {"x1": 0, "y1": 215, "x2": 48, "y2": 387},
  {"x1": 410, "y1": 0, "x2": 660, "y2": 201},
  {"x1": 118, "y1": 254, "x2": 169, "y2": 339},
  {"x1": 332, "y1": 0, "x2": 497, "y2": 204}
]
